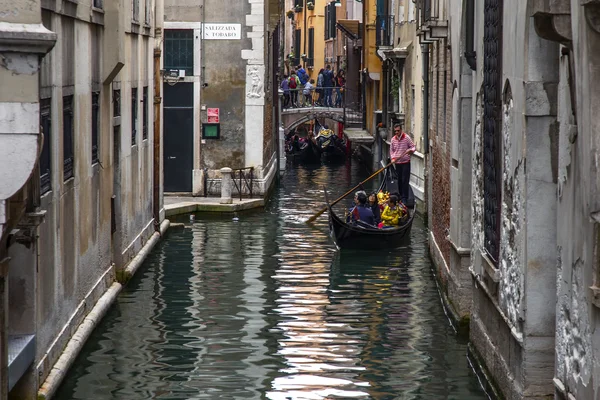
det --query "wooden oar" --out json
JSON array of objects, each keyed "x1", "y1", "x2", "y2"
[{"x1": 306, "y1": 160, "x2": 395, "y2": 224}]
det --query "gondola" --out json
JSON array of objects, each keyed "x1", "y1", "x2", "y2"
[
  {"x1": 315, "y1": 122, "x2": 347, "y2": 162},
  {"x1": 286, "y1": 135, "x2": 321, "y2": 163},
  {"x1": 324, "y1": 166, "x2": 415, "y2": 250}
]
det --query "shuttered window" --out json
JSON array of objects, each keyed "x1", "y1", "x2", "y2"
[{"x1": 308, "y1": 28, "x2": 314, "y2": 68}]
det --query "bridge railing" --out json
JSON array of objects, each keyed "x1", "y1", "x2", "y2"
[
  {"x1": 343, "y1": 88, "x2": 363, "y2": 128},
  {"x1": 281, "y1": 88, "x2": 344, "y2": 109}
]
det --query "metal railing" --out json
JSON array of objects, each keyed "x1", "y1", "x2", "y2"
[
  {"x1": 232, "y1": 167, "x2": 254, "y2": 201},
  {"x1": 281, "y1": 88, "x2": 345, "y2": 109},
  {"x1": 376, "y1": 15, "x2": 395, "y2": 47},
  {"x1": 203, "y1": 167, "x2": 255, "y2": 199},
  {"x1": 343, "y1": 88, "x2": 363, "y2": 128}
]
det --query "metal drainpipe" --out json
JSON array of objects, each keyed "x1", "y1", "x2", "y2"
[
  {"x1": 153, "y1": 0, "x2": 164, "y2": 231},
  {"x1": 465, "y1": 0, "x2": 476, "y2": 71},
  {"x1": 381, "y1": 60, "x2": 388, "y2": 163},
  {"x1": 273, "y1": 26, "x2": 281, "y2": 185},
  {"x1": 422, "y1": 43, "x2": 429, "y2": 155}
]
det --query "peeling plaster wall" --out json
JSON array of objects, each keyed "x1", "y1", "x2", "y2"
[
  {"x1": 499, "y1": 89, "x2": 524, "y2": 331},
  {"x1": 553, "y1": 3, "x2": 600, "y2": 399},
  {"x1": 466, "y1": 0, "x2": 558, "y2": 397}
]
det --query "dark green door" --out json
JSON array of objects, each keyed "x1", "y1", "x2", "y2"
[{"x1": 163, "y1": 83, "x2": 194, "y2": 192}]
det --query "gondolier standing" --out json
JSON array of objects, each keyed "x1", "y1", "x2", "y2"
[{"x1": 390, "y1": 123, "x2": 416, "y2": 205}]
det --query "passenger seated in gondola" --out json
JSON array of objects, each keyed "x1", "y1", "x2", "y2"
[
  {"x1": 380, "y1": 195, "x2": 405, "y2": 228},
  {"x1": 368, "y1": 192, "x2": 381, "y2": 224},
  {"x1": 346, "y1": 191, "x2": 376, "y2": 227}
]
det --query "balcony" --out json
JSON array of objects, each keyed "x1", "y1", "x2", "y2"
[
  {"x1": 417, "y1": 0, "x2": 448, "y2": 44},
  {"x1": 375, "y1": 15, "x2": 394, "y2": 48}
]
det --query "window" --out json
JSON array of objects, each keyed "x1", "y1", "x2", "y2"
[
  {"x1": 164, "y1": 30, "x2": 194, "y2": 76},
  {"x1": 113, "y1": 89, "x2": 121, "y2": 117},
  {"x1": 142, "y1": 86, "x2": 148, "y2": 140},
  {"x1": 145, "y1": 0, "x2": 150, "y2": 23},
  {"x1": 93, "y1": 0, "x2": 103, "y2": 9},
  {"x1": 92, "y1": 92, "x2": 100, "y2": 164},
  {"x1": 325, "y1": 3, "x2": 337, "y2": 40},
  {"x1": 294, "y1": 0, "x2": 303, "y2": 8},
  {"x1": 294, "y1": 29, "x2": 301, "y2": 66},
  {"x1": 63, "y1": 96, "x2": 74, "y2": 181},
  {"x1": 131, "y1": 88, "x2": 138, "y2": 146},
  {"x1": 40, "y1": 99, "x2": 51, "y2": 194},
  {"x1": 308, "y1": 28, "x2": 314, "y2": 67},
  {"x1": 133, "y1": 0, "x2": 139, "y2": 22}
]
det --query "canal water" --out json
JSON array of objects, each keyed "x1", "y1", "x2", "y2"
[{"x1": 55, "y1": 161, "x2": 488, "y2": 400}]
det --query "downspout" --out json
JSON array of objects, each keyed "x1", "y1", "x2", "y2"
[
  {"x1": 273, "y1": 26, "x2": 281, "y2": 184},
  {"x1": 361, "y1": 0, "x2": 367, "y2": 130},
  {"x1": 303, "y1": 2, "x2": 307, "y2": 68},
  {"x1": 464, "y1": 0, "x2": 476, "y2": 71},
  {"x1": 381, "y1": 60, "x2": 388, "y2": 163},
  {"x1": 153, "y1": 0, "x2": 164, "y2": 231},
  {"x1": 422, "y1": 43, "x2": 429, "y2": 154}
]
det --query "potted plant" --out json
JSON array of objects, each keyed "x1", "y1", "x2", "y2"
[
  {"x1": 307, "y1": 2, "x2": 314, "y2": 10},
  {"x1": 286, "y1": 10, "x2": 294, "y2": 19}
]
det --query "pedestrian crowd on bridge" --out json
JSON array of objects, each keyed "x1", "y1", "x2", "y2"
[{"x1": 281, "y1": 64, "x2": 345, "y2": 109}]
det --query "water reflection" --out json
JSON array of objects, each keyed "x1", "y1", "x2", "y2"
[{"x1": 55, "y1": 162, "x2": 487, "y2": 400}]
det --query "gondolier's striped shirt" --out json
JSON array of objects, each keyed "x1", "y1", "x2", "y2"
[{"x1": 390, "y1": 133, "x2": 416, "y2": 164}]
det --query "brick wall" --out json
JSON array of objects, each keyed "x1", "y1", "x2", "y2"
[{"x1": 430, "y1": 39, "x2": 452, "y2": 265}]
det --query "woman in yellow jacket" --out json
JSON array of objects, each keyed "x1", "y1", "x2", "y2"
[{"x1": 380, "y1": 195, "x2": 405, "y2": 227}]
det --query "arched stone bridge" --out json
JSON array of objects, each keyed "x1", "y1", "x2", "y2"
[{"x1": 281, "y1": 107, "x2": 345, "y2": 134}]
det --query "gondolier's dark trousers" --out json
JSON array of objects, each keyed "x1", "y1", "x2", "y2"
[{"x1": 393, "y1": 162, "x2": 411, "y2": 204}]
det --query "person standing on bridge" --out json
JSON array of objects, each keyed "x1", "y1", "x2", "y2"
[
  {"x1": 303, "y1": 79, "x2": 315, "y2": 106},
  {"x1": 280, "y1": 74, "x2": 290, "y2": 108},
  {"x1": 323, "y1": 65, "x2": 334, "y2": 107},
  {"x1": 390, "y1": 123, "x2": 416, "y2": 205}
]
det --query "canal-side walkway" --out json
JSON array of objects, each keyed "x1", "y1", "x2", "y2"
[{"x1": 164, "y1": 196, "x2": 264, "y2": 217}]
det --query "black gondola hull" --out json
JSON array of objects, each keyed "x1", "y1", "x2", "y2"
[{"x1": 324, "y1": 167, "x2": 415, "y2": 250}]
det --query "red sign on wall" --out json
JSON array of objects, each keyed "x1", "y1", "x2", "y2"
[{"x1": 207, "y1": 108, "x2": 220, "y2": 123}]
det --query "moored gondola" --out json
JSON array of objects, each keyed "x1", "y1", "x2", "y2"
[
  {"x1": 286, "y1": 135, "x2": 322, "y2": 163},
  {"x1": 324, "y1": 167, "x2": 415, "y2": 250}
]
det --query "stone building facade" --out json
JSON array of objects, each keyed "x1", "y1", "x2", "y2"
[
  {"x1": 440, "y1": 0, "x2": 594, "y2": 397},
  {"x1": 163, "y1": 0, "x2": 280, "y2": 197},
  {"x1": 1, "y1": 0, "x2": 166, "y2": 397}
]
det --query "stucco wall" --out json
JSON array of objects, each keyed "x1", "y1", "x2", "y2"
[
  {"x1": 28, "y1": 1, "x2": 158, "y2": 393},
  {"x1": 164, "y1": 0, "x2": 276, "y2": 195}
]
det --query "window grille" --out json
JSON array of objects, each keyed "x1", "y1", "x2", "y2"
[
  {"x1": 113, "y1": 89, "x2": 121, "y2": 117},
  {"x1": 40, "y1": 99, "x2": 52, "y2": 194},
  {"x1": 92, "y1": 92, "x2": 100, "y2": 164},
  {"x1": 142, "y1": 86, "x2": 148, "y2": 140},
  {"x1": 164, "y1": 30, "x2": 194, "y2": 76},
  {"x1": 131, "y1": 88, "x2": 138, "y2": 146},
  {"x1": 63, "y1": 96, "x2": 74, "y2": 181},
  {"x1": 482, "y1": 0, "x2": 503, "y2": 263}
]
